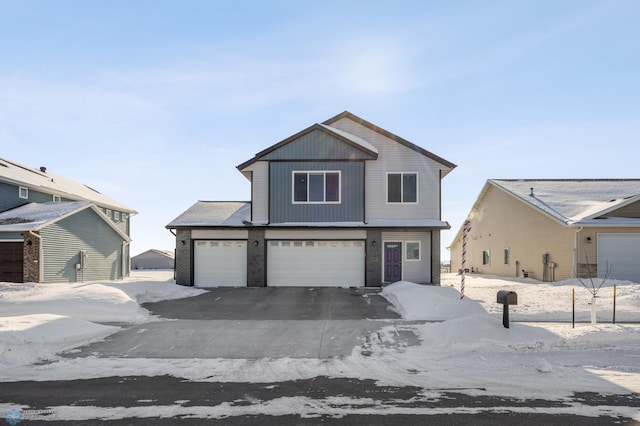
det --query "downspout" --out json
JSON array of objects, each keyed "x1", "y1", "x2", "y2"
[{"x1": 573, "y1": 226, "x2": 583, "y2": 278}]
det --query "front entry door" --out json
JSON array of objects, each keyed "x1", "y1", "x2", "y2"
[{"x1": 384, "y1": 242, "x2": 402, "y2": 282}]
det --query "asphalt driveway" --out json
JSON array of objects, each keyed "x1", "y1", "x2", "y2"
[{"x1": 69, "y1": 287, "x2": 404, "y2": 359}]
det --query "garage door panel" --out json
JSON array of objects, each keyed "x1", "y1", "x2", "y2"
[
  {"x1": 597, "y1": 234, "x2": 640, "y2": 283},
  {"x1": 0, "y1": 242, "x2": 24, "y2": 283},
  {"x1": 267, "y1": 240, "x2": 364, "y2": 287},
  {"x1": 194, "y1": 240, "x2": 247, "y2": 287}
]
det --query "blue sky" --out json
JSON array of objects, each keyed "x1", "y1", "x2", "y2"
[{"x1": 1, "y1": 0, "x2": 639, "y2": 259}]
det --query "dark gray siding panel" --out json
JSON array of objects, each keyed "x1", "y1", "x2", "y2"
[
  {"x1": 263, "y1": 129, "x2": 373, "y2": 161},
  {"x1": 270, "y1": 161, "x2": 364, "y2": 223},
  {"x1": 40, "y1": 208, "x2": 124, "y2": 283}
]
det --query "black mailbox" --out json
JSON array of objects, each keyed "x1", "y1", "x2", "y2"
[
  {"x1": 496, "y1": 290, "x2": 518, "y2": 328},
  {"x1": 497, "y1": 290, "x2": 517, "y2": 305}
]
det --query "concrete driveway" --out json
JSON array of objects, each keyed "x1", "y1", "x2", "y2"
[{"x1": 70, "y1": 287, "x2": 403, "y2": 359}]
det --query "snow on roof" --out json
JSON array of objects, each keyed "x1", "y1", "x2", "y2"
[
  {"x1": 0, "y1": 201, "x2": 91, "y2": 231},
  {"x1": 166, "y1": 201, "x2": 251, "y2": 228},
  {"x1": 318, "y1": 124, "x2": 379, "y2": 154},
  {"x1": 491, "y1": 179, "x2": 640, "y2": 224},
  {"x1": 0, "y1": 157, "x2": 135, "y2": 213}
]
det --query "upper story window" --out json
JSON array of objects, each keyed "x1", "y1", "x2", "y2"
[
  {"x1": 387, "y1": 173, "x2": 417, "y2": 203},
  {"x1": 19, "y1": 186, "x2": 28, "y2": 199},
  {"x1": 114, "y1": 211, "x2": 120, "y2": 221},
  {"x1": 293, "y1": 171, "x2": 341, "y2": 204},
  {"x1": 52, "y1": 194, "x2": 61, "y2": 202},
  {"x1": 105, "y1": 209, "x2": 112, "y2": 218}
]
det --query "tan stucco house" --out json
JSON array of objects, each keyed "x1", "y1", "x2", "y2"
[{"x1": 449, "y1": 179, "x2": 640, "y2": 283}]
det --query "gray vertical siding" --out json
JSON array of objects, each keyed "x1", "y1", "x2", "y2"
[
  {"x1": 263, "y1": 129, "x2": 374, "y2": 161},
  {"x1": 269, "y1": 161, "x2": 364, "y2": 223},
  {"x1": 40, "y1": 208, "x2": 124, "y2": 283}
]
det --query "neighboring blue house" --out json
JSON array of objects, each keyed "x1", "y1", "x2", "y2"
[
  {"x1": 167, "y1": 111, "x2": 456, "y2": 287},
  {"x1": 0, "y1": 157, "x2": 136, "y2": 283}
]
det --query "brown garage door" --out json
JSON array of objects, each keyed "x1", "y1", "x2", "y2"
[{"x1": 0, "y1": 242, "x2": 23, "y2": 282}]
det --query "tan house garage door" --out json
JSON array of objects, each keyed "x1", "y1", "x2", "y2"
[
  {"x1": 0, "y1": 242, "x2": 23, "y2": 283},
  {"x1": 267, "y1": 240, "x2": 365, "y2": 287},
  {"x1": 193, "y1": 240, "x2": 247, "y2": 287},
  {"x1": 597, "y1": 234, "x2": 640, "y2": 283}
]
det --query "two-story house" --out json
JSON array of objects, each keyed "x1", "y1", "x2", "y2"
[
  {"x1": 0, "y1": 157, "x2": 136, "y2": 283},
  {"x1": 167, "y1": 111, "x2": 456, "y2": 287}
]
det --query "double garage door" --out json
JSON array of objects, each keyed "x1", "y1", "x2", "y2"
[
  {"x1": 193, "y1": 239, "x2": 365, "y2": 287},
  {"x1": 597, "y1": 234, "x2": 640, "y2": 282}
]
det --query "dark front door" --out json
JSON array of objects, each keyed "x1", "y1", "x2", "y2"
[
  {"x1": 384, "y1": 242, "x2": 402, "y2": 282},
  {"x1": 0, "y1": 242, "x2": 24, "y2": 283}
]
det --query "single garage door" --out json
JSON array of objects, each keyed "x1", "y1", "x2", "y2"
[
  {"x1": 194, "y1": 240, "x2": 247, "y2": 287},
  {"x1": 597, "y1": 234, "x2": 640, "y2": 283},
  {"x1": 0, "y1": 242, "x2": 23, "y2": 283},
  {"x1": 267, "y1": 240, "x2": 365, "y2": 287}
]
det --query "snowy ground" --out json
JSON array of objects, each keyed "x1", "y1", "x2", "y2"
[{"x1": 1, "y1": 271, "x2": 639, "y2": 421}]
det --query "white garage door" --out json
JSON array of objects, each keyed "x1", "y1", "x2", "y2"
[
  {"x1": 267, "y1": 240, "x2": 365, "y2": 287},
  {"x1": 194, "y1": 240, "x2": 247, "y2": 287},
  {"x1": 597, "y1": 234, "x2": 640, "y2": 283}
]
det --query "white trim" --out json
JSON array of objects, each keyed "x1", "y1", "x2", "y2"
[
  {"x1": 405, "y1": 240, "x2": 421, "y2": 261},
  {"x1": 19, "y1": 186, "x2": 28, "y2": 199},
  {"x1": 291, "y1": 170, "x2": 342, "y2": 204},
  {"x1": 52, "y1": 194, "x2": 61, "y2": 202},
  {"x1": 105, "y1": 209, "x2": 112, "y2": 218},
  {"x1": 114, "y1": 211, "x2": 120, "y2": 220},
  {"x1": 385, "y1": 172, "x2": 419, "y2": 204}
]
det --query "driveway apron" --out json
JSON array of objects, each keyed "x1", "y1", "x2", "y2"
[{"x1": 68, "y1": 287, "x2": 403, "y2": 359}]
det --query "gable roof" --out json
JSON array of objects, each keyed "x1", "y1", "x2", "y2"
[
  {"x1": 490, "y1": 179, "x2": 640, "y2": 225},
  {"x1": 322, "y1": 111, "x2": 457, "y2": 174},
  {"x1": 451, "y1": 178, "x2": 640, "y2": 246},
  {"x1": 237, "y1": 122, "x2": 378, "y2": 171},
  {"x1": 0, "y1": 201, "x2": 132, "y2": 241},
  {"x1": 132, "y1": 249, "x2": 175, "y2": 259},
  {"x1": 0, "y1": 157, "x2": 136, "y2": 213}
]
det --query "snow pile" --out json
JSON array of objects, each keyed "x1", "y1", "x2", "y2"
[
  {"x1": 0, "y1": 271, "x2": 205, "y2": 368},
  {"x1": 0, "y1": 271, "x2": 205, "y2": 323},
  {"x1": 0, "y1": 314, "x2": 117, "y2": 367},
  {"x1": 381, "y1": 281, "x2": 486, "y2": 320}
]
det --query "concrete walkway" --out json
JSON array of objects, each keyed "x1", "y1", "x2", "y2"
[{"x1": 70, "y1": 287, "x2": 403, "y2": 359}]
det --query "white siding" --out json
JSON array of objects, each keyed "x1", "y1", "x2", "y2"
[
  {"x1": 243, "y1": 161, "x2": 269, "y2": 223},
  {"x1": 382, "y1": 231, "x2": 431, "y2": 283},
  {"x1": 329, "y1": 118, "x2": 441, "y2": 221}
]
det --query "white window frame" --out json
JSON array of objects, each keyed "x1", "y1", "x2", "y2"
[
  {"x1": 19, "y1": 186, "x2": 28, "y2": 199},
  {"x1": 114, "y1": 211, "x2": 120, "y2": 220},
  {"x1": 52, "y1": 194, "x2": 61, "y2": 202},
  {"x1": 105, "y1": 209, "x2": 112, "y2": 218},
  {"x1": 386, "y1": 172, "x2": 419, "y2": 204},
  {"x1": 292, "y1": 170, "x2": 342, "y2": 204},
  {"x1": 405, "y1": 241, "x2": 421, "y2": 261},
  {"x1": 482, "y1": 250, "x2": 491, "y2": 265}
]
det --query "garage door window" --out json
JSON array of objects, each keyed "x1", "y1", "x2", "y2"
[{"x1": 293, "y1": 171, "x2": 341, "y2": 204}]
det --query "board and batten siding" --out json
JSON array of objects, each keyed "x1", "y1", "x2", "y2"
[
  {"x1": 40, "y1": 208, "x2": 125, "y2": 283},
  {"x1": 242, "y1": 161, "x2": 269, "y2": 223},
  {"x1": 382, "y1": 231, "x2": 431, "y2": 283},
  {"x1": 327, "y1": 119, "x2": 442, "y2": 221},
  {"x1": 269, "y1": 161, "x2": 364, "y2": 223},
  {"x1": 262, "y1": 128, "x2": 374, "y2": 161}
]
